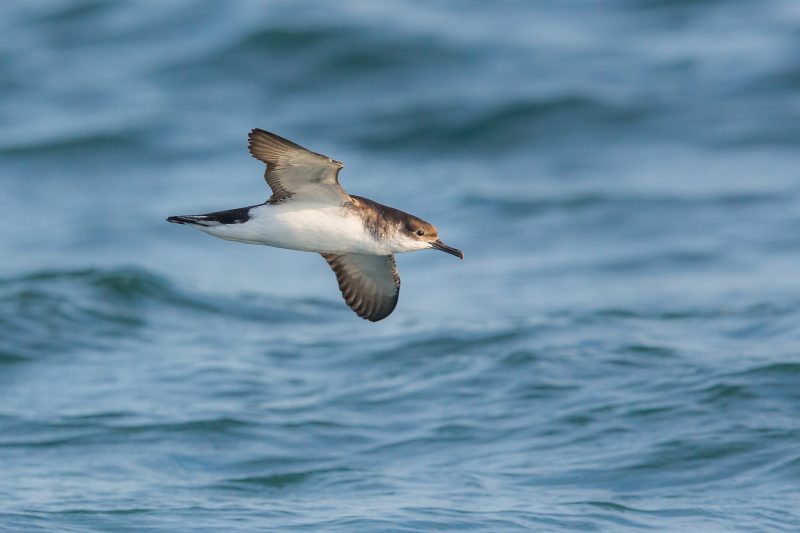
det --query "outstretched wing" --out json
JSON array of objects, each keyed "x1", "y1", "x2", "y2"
[
  {"x1": 321, "y1": 253, "x2": 400, "y2": 322},
  {"x1": 248, "y1": 128, "x2": 351, "y2": 204}
]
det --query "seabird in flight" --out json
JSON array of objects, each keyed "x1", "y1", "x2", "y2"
[{"x1": 167, "y1": 129, "x2": 463, "y2": 321}]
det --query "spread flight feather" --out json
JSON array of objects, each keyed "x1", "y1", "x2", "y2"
[
  {"x1": 248, "y1": 128, "x2": 397, "y2": 321},
  {"x1": 247, "y1": 128, "x2": 350, "y2": 205}
]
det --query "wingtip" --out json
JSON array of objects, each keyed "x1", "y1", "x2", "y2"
[
  {"x1": 248, "y1": 127, "x2": 263, "y2": 145},
  {"x1": 360, "y1": 309, "x2": 393, "y2": 322},
  {"x1": 247, "y1": 127, "x2": 294, "y2": 161},
  {"x1": 248, "y1": 128, "x2": 272, "y2": 148},
  {"x1": 247, "y1": 128, "x2": 266, "y2": 160},
  {"x1": 248, "y1": 127, "x2": 266, "y2": 139}
]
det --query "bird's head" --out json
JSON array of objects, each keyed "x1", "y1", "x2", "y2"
[{"x1": 403, "y1": 219, "x2": 463, "y2": 259}]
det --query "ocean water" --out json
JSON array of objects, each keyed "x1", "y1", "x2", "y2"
[{"x1": 2, "y1": 0, "x2": 800, "y2": 531}]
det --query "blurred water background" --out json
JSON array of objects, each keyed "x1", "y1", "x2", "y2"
[{"x1": 2, "y1": 1, "x2": 800, "y2": 531}]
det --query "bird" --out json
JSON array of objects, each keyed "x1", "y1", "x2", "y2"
[{"x1": 167, "y1": 128, "x2": 463, "y2": 322}]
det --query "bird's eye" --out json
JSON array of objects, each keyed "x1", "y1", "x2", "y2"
[{"x1": 416, "y1": 230, "x2": 425, "y2": 236}]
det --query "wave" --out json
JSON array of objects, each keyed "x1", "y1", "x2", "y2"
[
  {"x1": 0, "y1": 130, "x2": 141, "y2": 158},
  {"x1": 0, "y1": 267, "x2": 333, "y2": 361},
  {"x1": 233, "y1": 25, "x2": 466, "y2": 70},
  {"x1": 164, "y1": 20, "x2": 469, "y2": 101},
  {"x1": 350, "y1": 95, "x2": 647, "y2": 155},
  {"x1": 223, "y1": 467, "x2": 352, "y2": 490},
  {"x1": 463, "y1": 190, "x2": 787, "y2": 216}
]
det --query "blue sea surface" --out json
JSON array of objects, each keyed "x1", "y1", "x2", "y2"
[{"x1": 2, "y1": 1, "x2": 800, "y2": 531}]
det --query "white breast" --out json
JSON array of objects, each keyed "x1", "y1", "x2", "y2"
[{"x1": 197, "y1": 202, "x2": 392, "y2": 255}]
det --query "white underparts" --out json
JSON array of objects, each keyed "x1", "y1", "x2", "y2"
[{"x1": 189, "y1": 202, "x2": 423, "y2": 256}]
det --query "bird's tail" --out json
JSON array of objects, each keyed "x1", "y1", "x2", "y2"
[
  {"x1": 166, "y1": 205, "x2": 256, "y2": 227},
  {"x1": 166, "y1": 215, "x2": 215, "y2": 227}
]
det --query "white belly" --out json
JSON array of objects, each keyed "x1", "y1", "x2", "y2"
[{"x1": 197, "y1": 202, "x2": 390, "y2": 255}]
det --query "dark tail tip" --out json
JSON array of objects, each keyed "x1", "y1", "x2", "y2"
[{"x1": 167, "y1": 215, "x2": 198, "y2": 225}]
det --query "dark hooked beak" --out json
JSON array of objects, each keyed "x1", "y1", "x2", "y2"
[{"x1": 430, "y1": 239, "x2": 464, "y2": 260}]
